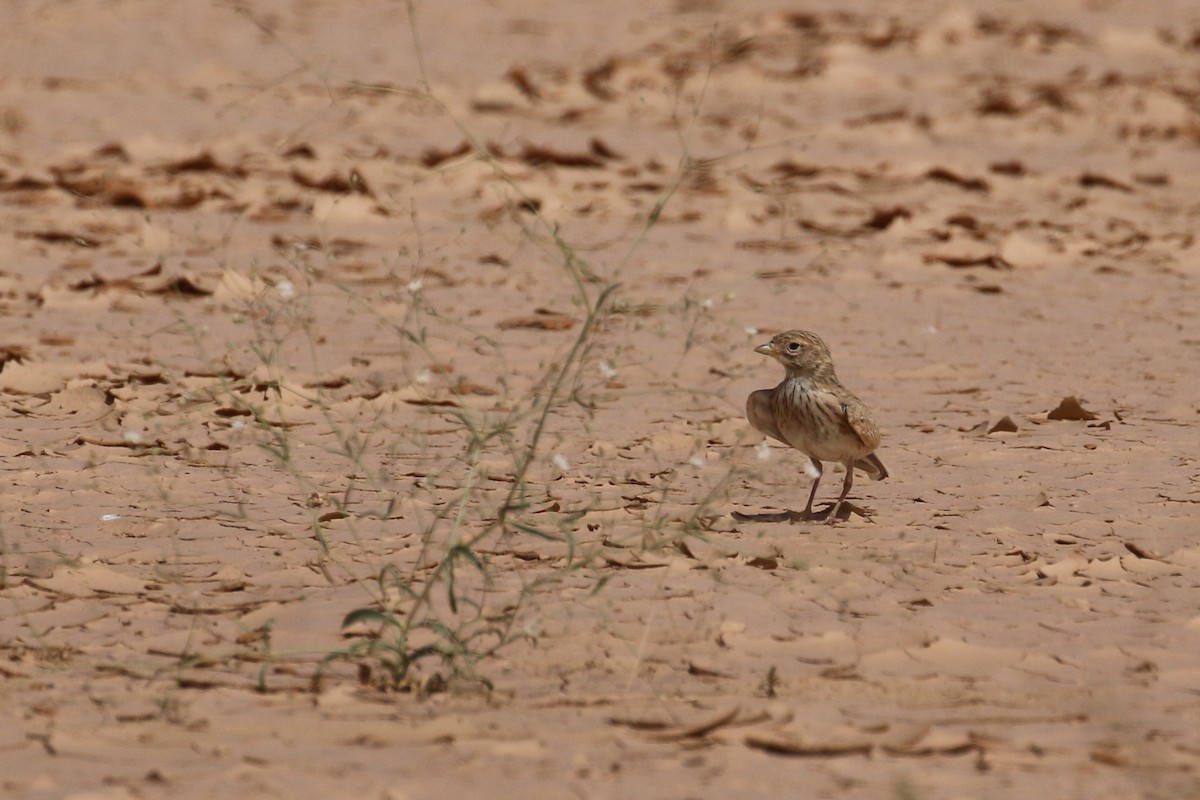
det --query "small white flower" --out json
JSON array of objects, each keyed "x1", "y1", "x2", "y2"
[
  {"x1": 122, "y1": 430, "x2": 143, "y2": 445},
  {"x1": 415, "y1": 368, "x2": 433, "y2": 385},
  {"x1": 755, "y1": 440, "x2": 772, "y2": 461},
  {"x1": 744, "y1": 326, "x2": 759, "y2": 336},
  {"x1": 701, "y1": 298, "x2": 714, "y2": 309},
  {"x1": 101, "y1": 514, "x2": 121, "y2": 522},
  {"x1": 689, "y1": 453, "x2": 706, "y2": 468},
  {"x1": 276, "y1": 279, "x2": 296, "y2": 300},
  {"x1": 598, "y1": 360, "x2": 617, "y2": 380},
  {"x1": 552, "y1": 454, "x2": 570, "y2": 471},
  {"x1": 804, "y1": 460, "x2": 822, "y2": 479},
  {"x1": 407, "y1": 278, "x2": 423, "y2": 294},
  {"x1": 231, "y1": 420, "x2": 246, "y2": 431}
]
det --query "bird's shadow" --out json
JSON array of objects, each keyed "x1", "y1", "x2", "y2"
[{"x1": 731, "y1": 502, "x2": 873, "y2": 524}]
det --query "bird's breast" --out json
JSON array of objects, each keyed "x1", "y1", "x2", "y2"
[{"x1": 770, "y1": 379, "x2": 873, "y2": 462}]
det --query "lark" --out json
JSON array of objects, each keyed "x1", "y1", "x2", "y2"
[{"x1": 746, "y1": 330, "x2": 887, "y2": 523}]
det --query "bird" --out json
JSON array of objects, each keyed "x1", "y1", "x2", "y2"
[{"x1": 745, "y1": 330, "x2": 887, "y2": 523}]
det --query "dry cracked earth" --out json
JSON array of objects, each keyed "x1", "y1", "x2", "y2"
[{"x1": 1, "y1": 1, "x2": 1199, "y2": 798}]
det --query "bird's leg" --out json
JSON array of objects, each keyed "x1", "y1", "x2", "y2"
[
  {"x1": 802, "y1": 457, "x2": 823, "y2": 518},
  {"x1": 827, "y1": 461, "x2": 855, "y2": 524}
]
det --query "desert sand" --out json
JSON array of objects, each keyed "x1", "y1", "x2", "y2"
[{"x1": 2, "y1": 1, "x2": 1199, "y2": 798}]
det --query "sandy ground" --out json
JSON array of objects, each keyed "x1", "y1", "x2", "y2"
[{"x1": 2, "y1": 1, "x2": 1200, "y2": 798}]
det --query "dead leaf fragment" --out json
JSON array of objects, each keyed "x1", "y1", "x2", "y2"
[
  {"x1": 988, "y1": 415, "x2": 1019, "y2": 434},
  {"x1": 518, "y1": 142, "x2": 604, "y2": 169},
  {"x1": 16, "y1": 229, "x2": 102, "y2": 247},
  {"x1": 421, "y1": 141, "x2": 471, "y2": 168},
  {"x1": 497, "y1": 313, "x2": 577, "y2": 331},
  {"x1": 403, "y1": 398, "x2": 461, "y2": 408},
  {"x1": 602, "y1": 555, "x2": 667, "y2": 570},
  {"x1": 990, "y1": 160, "x2": 1026, "y2": 176},
  {"x1": 144, "y1": 274, "x2": 214, "y2": 297},
  {"x1": 649, "y1": 706, "x2": 740, "y2": 740},
  {"x1": 687, "y1": 661, "x2": 733, "y2": 678},
  {"x1": 582, "y1": 58, "x2": 618, "y2": 100},
  {"x1": 608, "y1": 716, "x2": 669, "y2": 731},
  {"x1": 158, "y1": 150, "x2": 246, "y2": 177},
  {"x1": 291, "y1": 167, "x2": 372, "y2": 195},
  {"x1": 1047, "y1": 396, "x2": 1097, "y2": 420},
  {"x1": 1090, "y1": 747, "x2": 1128, "y2": 766},
  {"x1": 0, "y1": 345, "x2": 30, "y2": 366},
  {"x1": 1079, "y1": 172, "x2": 1133, "y2": 193},
  {"x1": 925, "y1": 167, "x2": 990, "y2": 193},
  {"x1": 924, "y1": 253, "x2": 1013, "y2": 270},
  {"x1": 882, "y1": 728, "x2": 979, "y2": 756},
  {"x1": 506, "y1": 67, "x2": 540, "y2": 101},
  {"x1": 745, "y1": 732, "x2": 873, "y2": 757},
  {"x1": 449, "y1": 382, "x2": 499, "y2": 396},
  {"x1": 1124, "y1": 542, "x2": 1162, "y2": 561}
]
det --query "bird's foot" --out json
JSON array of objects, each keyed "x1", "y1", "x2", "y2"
[{"x1": 793, "y1": 507, "x2": 823, "y2": 522}]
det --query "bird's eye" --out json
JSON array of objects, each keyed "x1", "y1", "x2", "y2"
[{"x1": 787, "y1": 342, "x2": 800, "y2": 352}]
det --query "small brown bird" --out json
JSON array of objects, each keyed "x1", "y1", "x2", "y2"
[{"x1": 746, "y1": 330, "x2": 887, "y2": 522}]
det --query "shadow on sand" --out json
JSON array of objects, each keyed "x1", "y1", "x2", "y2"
[{"x1": 731, "y1": 502, "x2": 873, "y2": 524}]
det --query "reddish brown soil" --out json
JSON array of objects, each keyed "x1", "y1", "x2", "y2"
[{"x1": 2, "y1": 2, "x2": 1199, "y2": 798}]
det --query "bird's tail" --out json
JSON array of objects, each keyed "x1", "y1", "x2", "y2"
[{"x1": 854, "y1": 453, "x2": 889, "y2": 481}]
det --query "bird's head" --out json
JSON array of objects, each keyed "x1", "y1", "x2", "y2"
[{"x1": 754, "y1": 329, "x2": 834, "y2": 376}]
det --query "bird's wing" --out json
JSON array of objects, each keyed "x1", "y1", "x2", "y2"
[
  {"x1": 746, "y1": 389, "x2": 787, "y2": 444},
  {"x1": 838, "y1": 394, "x2": 882, "y2": 451}
]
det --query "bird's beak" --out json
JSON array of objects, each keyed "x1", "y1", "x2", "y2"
[{"x1": 754, "y1": 342, "x2": 775, "y2": 357}]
